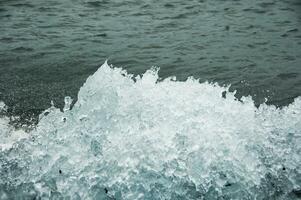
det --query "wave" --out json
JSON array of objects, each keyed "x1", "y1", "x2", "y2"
[{"x1": 0, "y1": 61, "x2": 300, "y2": 199}]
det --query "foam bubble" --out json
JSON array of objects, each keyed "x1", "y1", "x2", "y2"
[
  {"x1": 0, "y1": 62, "x2": 300, "y2": 199},
  {"x1": 0, "y1": 101, "x2": 6, "y2": 111}
]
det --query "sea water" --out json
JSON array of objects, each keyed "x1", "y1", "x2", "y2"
[
  {"x1": 1, "y1": 0, "x2": 301, "y2": 123},
  {"x1": 0, "y1": 62, "x2": 300, "y2": 199}
]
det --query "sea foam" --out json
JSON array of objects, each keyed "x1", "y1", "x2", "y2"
[{"x1": 0, "y1": 61, "x2": 300, "y2": 199}]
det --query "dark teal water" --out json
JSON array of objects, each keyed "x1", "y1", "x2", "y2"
[
  {"x1": 0, "y1": 0, "x2": 301, "y2": 124},
  {"x1": 1, "y1": 1, "x2": 301, "y2": 199}
]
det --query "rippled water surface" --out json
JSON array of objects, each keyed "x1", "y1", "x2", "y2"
[
  {"x1": 1, "y1": 1, "x2": 301, "y2": 199},
  {"x1": 0, "y1": 0, "x2": 301, "y2": 120}
]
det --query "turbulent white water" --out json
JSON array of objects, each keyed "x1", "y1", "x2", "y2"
[{"x1": 0, "y1": 61, "x2": 301, "y2": 199}]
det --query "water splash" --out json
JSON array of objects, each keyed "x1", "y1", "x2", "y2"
[
  {"x1": 0, "y1": 102, "x2": 27, "y2": 152},
  {"x1": 0, "y1": 62, "x2": 300, "y2": 199}
]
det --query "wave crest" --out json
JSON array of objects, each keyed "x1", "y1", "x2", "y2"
[{"x1": 0, "y1": 62, "x2": 301, "y2": 199}]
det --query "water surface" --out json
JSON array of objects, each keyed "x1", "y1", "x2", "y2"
[{"x1": 0, "y1": 0, "x2": 301, "y2": 123}]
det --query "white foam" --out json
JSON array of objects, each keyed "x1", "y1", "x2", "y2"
[
  {"x1": 0, "y1": 101, "x2": 5, "y2": 111},
  {"x1": 0, "y1": 62, "x2": 300, "y2": 199},
  {"x1": 0, "y1": 111, "x2": 27, "y2": 151}
]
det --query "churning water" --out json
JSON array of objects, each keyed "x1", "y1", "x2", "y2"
[
  {"x1": 0, "y1": 62, "x2": 301, "y2": 199},
  {"x1": 1, "y1": 0, "x2": 301, "y2": 199}
]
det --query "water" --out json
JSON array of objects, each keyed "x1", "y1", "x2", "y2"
[
  {"x1": 0, "y1": 62, "x2": 301, "y2": 199},
  {"x1": 0, "y1": 0, "x2": 301, "y2": 199},
  {"x1": 0, "y1": 0, "x2": 301, "y2": 124}
]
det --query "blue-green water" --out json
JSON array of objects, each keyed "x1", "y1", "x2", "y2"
[
  {"x1": 0, "y1": 0, "x2": 301, "y2": 199},
  {"x1": 0, "y1": 0, "x2": 301, "y2": 124}
]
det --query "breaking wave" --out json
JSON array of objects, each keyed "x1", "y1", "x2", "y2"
[{"x1": 0, "y1": 61, "x2": 301, "y2": 199}]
